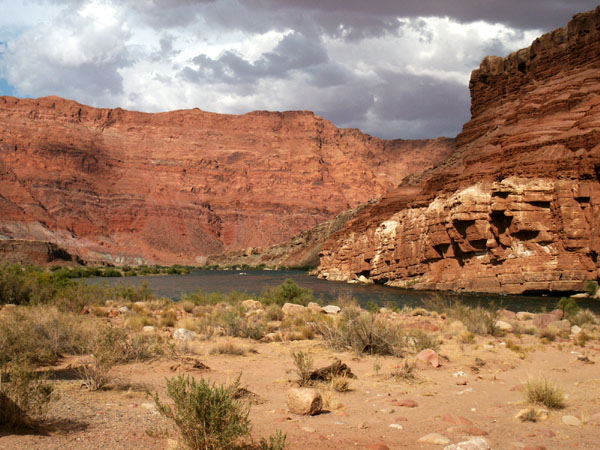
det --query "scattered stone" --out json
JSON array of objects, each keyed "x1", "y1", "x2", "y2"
[
  {"x1": 417, "y1": 348, "x2": 441, "y2": 368},
  {"x1": 307, "y1": 302, "x2": 323, "y2": 313},
  {"x1": 495, "y1": 320, "x2": 514, "y2": 332},
  {"x1": 443, "y1": 438, "x2": 490, "y2": 450},
  {"x1": 443, "y1": 413, "x2": 473, "y2": 426},
  {"x1": 562, "y1": 415, "x2": 582, "y2": 426},
  {"x1": 456, "y1": 380, "x2": 468, "y2": 386},
  {"x1": 393, "y1": 399, "x2": 418, "y2": 408},
  {"x1": 453, "y1": 371, "x2": 466, "y2": 377},
  {"x1": 501, "y1": 309, "x2": 517, "y2": 320},
  {"x1": 589, "y1": 412, "x2": 600, "y2": 425},
  {"x1": 287, "y1": 388, "x2": 323, "y2": 415},
  {"x1": 462, "y1": 426, "x2": 489, "y2": 436},
  {"x1": 515, "y1": 408, "x2": 549, "y2": 421},
  {"x1": 366, "y1": 443, "x2": 389, "y2": 450},
  {"x1": 516, "y1": 312, "x2": 535, "y2": 321},
  {"x1": 282, "y1": 303, "x2": 307, "y2": 316},
  {"x1": 323, "y1": 305, "x2": 341, "y2": 315},
  {"x1": 358, "y1": 422, "x2": 369, "y2": 429},
  {"x1": 419, "y1": 433, "x2": 451, "y2": 445},
  {"x1": 173, "y1": 328, "x2": 196, "y2": 341},
  {"x1": 570, "y1": 293, "x2": 589, "y2": 299},
  {"x1": 302, "y1": 426, "x2": 315, "y2": 433},
  {"x1": 571, "y1": 325, "x2": 582, "y2": 335},
  {"x1": 142, "y1": 325, "x2": 155, "y2": 332},
  {"x1": 118, "y1": 305, "x2": 129, "y2": 313},
  {"x1": 241, "y1": 299, "x2": 263, "y2": 311},
  {"x1": 141, "y1": 402, "x2": 157, "y2": 413},
  {"x1": 388, "y1": 423, "x2": 403, "y2": 430},
  {"x1": 380, "y1": 408, "x2": 394, "y2": 414}
]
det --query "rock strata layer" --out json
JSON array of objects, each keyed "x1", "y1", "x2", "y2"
[
  {"x1": 317, "y1": 7, "x2": 600, "y2": 294},
  {"x1": 0, "y1": 96, "x2": 454, "y2": 264}
]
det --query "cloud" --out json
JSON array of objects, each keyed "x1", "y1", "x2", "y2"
[{"x1": 1, "y1": 0, "x2": 594, "y2": 140}]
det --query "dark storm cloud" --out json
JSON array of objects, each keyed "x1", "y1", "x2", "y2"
[{"x1": 181, "y1": 31, "x2": 328, "y2": 86}]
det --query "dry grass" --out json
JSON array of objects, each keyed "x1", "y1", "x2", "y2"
[
  {"x1": 525, "y1": 378, "x2": 565, "y2": 409},
  {"x1": 209, "y1": 342, "x2": 247, "y2": 356}
]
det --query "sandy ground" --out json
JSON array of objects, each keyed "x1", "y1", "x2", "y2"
[{"x1": 1, "y1": 316, "x2": 600, "y2": 450}]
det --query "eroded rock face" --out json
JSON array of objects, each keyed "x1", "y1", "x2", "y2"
[
  {"x1": 0, "y1": 96, "x2": 454, "y2": 264},
  {"x1": 0, "y1": 239, "x2": 79, "y2": 266},
  {"x1": 318, "y1": 7, "x2": 600, "y2": 294}
]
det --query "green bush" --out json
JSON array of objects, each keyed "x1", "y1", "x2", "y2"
[
  {"x1": 291, "y1": 351, "x2": 313, "y2": 387},
  {"x1": 154, "y1": 374, "x2": 251, "y2": 450},
  {"x1": 422, "y1": 294, "x2": 500, "y2": 336},
  {"x1": 261, "y1": 279, "x2": 315, "y2": 306},
  {"x1": 557, "y1": 297, "x2": 580, "y2": 318},
  {"x1": 585, "y1": 280, "x2": 599, "y2": 296}
]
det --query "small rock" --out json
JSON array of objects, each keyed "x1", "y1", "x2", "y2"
[
  {"x1": 515, "y1": 408, "x2": 548, "y2": 421},
  {"x1": 562, "y1": 415, "x2": 582, "y2": 427},
  {"x1": 462, "y1": 426, "x2": 488, "y2": 436},
  {"x1": 358, "y1": 422, "x2": 369, "y2": 429},
  {"x1": 495, "y1": 320, "x2": 514, "y2": 332},
  {"x1": 282, "y1": 303, "x2": 307, "y2": 316},
  {"x1": 323, "y1": 305, "x2": 341, "y2": 315},
  {"x1": 302, "y1": 426, "x2": 315, "y2": 433},
  {"x1": 501, "y1": 309, "x2": 517, "y2": 320},
  {"x1": 118, "y1": 305, "x2": 129, "y2": 313},
  {"x1": 589, "y1": 412, "x2": 600, "y2": 425},
  {"x1": 166, "y1": 439, "x2": 179, "y2": 450},
  {"x1": 548, "y1": 319, "x2": 570, "y2": 333},
  {"x1": 241, "y1": 299, "x2": 263, "y2": 311},
  {"x1": 142, "y1": 325, "x2": 155, "y2": 332},
  {"x1": 448, "y1": 320, "x2": 468, "y2": 335},
  {"x1": 393, "y1": 399, "x2": 418, "y2": 408},
  {"x1": 388, "y1": 423, "x2": 403, "y2": 430},
  {"x1": 419, "y1": 433, "x2": 451, "y2": 445},
  {"x1": 417, "y1": 348, "x2": 441, "y2": 368},
  {"x1": 549, "y1": 309, "x2": 564, "y2": 320},
  {"x1": 173, "y1": 328, "x2": 196, "y2": 341},
  {"x1": 365, "y1": 443, "x2": 389, "y2": 450},
  {"x1": 307, "y1": 302, "x2": 323, "y2": 313},
  {"x1": 287, "y1": 388, "x2": 322, "y2": 415},
  {"x1": 516, "y1": 312, "x2": 535, "y2": 321},
  {"x1": 443, "y1": 438, "x2": 491, "y2": 450},
  {"x1": 570, "y1": 293, "x2": 589, "y2": 299},
  {"x1": 456, "y1": 380, "x2": 468, "y2": 386},
  {"x1": 443, "y1": 413, "x2": 473, "y2": 426},
  {"x1": 571, "y1": 325, "x2": 582, "y2": 335},
  {"x1": 141, "y1": 402, "x2": 157, "y2": 413},
  {"x1": 533, "y1": 313, "x2": 554, "y2": 329},
  {"x1": 380, "y1": 408, "x2": 395, "y2": 414},
  {"x1": 453, "y1": 371, "x2": 466, "y2": 377}
]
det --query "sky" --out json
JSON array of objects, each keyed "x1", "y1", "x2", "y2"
[{"x1": 0, "y1": 1, "x2": 597, "y2": 140}]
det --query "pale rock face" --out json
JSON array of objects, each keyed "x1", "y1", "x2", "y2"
[
  {"x1": 318, "y1": 7, "x2": 600, "y2": 295},
  {"x1": 281, "y1": 303, "x2": 307, "y2": 316}
]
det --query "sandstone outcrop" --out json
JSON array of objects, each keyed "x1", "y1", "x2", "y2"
[
  {"x1": 0, "y1": 96, "x2": 454, "y2": 264},
  {"x1": 0, "y1": 239, "x2": 79, "y2": 266},
  {"x1": 317, "y1": 7, "x2": 600, "y2": 294}
]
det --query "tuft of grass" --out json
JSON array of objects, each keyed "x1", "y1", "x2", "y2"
[
  {"x1": 291, "y1": 351, "x2": 313, "y2": 387},
  {"x1": 525, "y1": 378, "x2": 565, "y2": 409},
  {"x1": 401, "y1": 329, "x2": 440, "y2": 353},
  {"x1": 329, "y1": 375, "x2": 351, "y2": 393},
  {"x1": 209, "y1": 342, "x2": 247, "y2": 356},
  {"x1": 519, "y1": 407, "x2": 541, "y2": 423},
  {"x1": 391, "y1": 360, "x2": 418, "y2": 384},
  {"x1": 422, "y1": 294, "x2": 500, "y2": 336}
]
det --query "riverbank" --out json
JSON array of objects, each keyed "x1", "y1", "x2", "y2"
[{"x1": 1, "y1": 271, "x2": 600, "y2": 449}]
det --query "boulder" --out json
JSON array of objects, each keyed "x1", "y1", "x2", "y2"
[
  {"x1": 500, "y1": 309, "x2": 517, "y2": 320},
  {"x1": 547, "y1": 319, "x2": 570, "y2": 333},
  {"x1": 307, "y1": 302, "x2": 324, "y2": 313},
  {"x1": 571, "y1": 325, "x2": 582, "y2": 335},
  {"x1": 516, "y1": 312, "x2": 535, "y2": 321},
  {"x1": 417, "y1": 348, "x2": 441, "y2": 368},
  {"x1": 142, "y1": 325, "x2": 155, "y2": 332},
  {"x1": 241, "y1": 299, "x2": 263, "y2": 311},
  {"x1": 287, "y1": 388, "x2": 322, "y2": 415},
  {"x1": 533, "y1": 313, "x2": 555, "y2": 329},
  {"x1": 495, "y1": 320, "x2": 514, "y2": 332},
  {"x1": 562, "y1": 415, "x2": 582, "y2": 426},
  {"x1": 323, "y1": 305, "x2": 341, "y2": 315},
  {"x1": 173, "y1": 328, "x2": 196, "y2": 341},
  {"x1": 282, "y1": 303, "x2": 307, "y2": 316},
  {"x1": 419, "y1": 433, "x2": 450, "y2": 445}
]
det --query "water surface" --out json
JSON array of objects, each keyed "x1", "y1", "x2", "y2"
[{"x1": 85, "y1": 270, "x2": 600, "y2": 313}]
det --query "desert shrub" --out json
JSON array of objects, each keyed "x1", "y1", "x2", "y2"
[
  {"x1": 557, "y1": 297, "x2": 580, "y2": 318},
  {"x1": 329, "y1": 375, "x2": 351, "y2": 393},
  {"x1": 114, "y1": 282, "x2": 153, "y2": 302},
  {"x1": 265, "y1": 304, "x2": 284, "y2": 321},
  {"x1": 316, "y1": 308, "x2": 402, "y2": 356},
  {"x1": 422, "y1": 294, "x2": 499, "y2": 336},
  {"x1": 401, "y1": 329, "x2": 440, "y2": 353},
  {"x1": 260, "y1": 279, "x2": 315, "y2": 306},
  {"x1": 291, "y1": 351, "x2": 313, "y2": 387},
  {"x1": 570, "y1": 309, "x2": 598, "y2": 327},
  {"x1": 575, "y1": 331, "x2": 591, "y2": 347},
  {"x1": 586, "y1": 280, "x2": 599, "y2": 296},
  {"x1": 125, "y1": 314, "x2": 157, "y2": 331},
  {"x1": 0, "y1": 362, "x2": 54, "y2": 429},
  {"x1": 160, "y1": 310, "x2": 178, "y2": 327},
  {"x1": 217, "y1": 308, "x2": 266, "y2": 340},
  {"x1": 154, "y1": 374, "x2": 251, "y2": 450},
  {"x1": 525, "y1": 378, "x2": 565, "y2": 409},
  {"x1": 259, "y1": 430, "x2": 287, "y2": 450},
  {"x1": 538, "y1": 327, "x2": 558, "y2": 342},
  {"x1": 181, "y1": 300, "x2": 195, "y2": 313}
]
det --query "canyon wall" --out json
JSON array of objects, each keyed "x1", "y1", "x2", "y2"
[
  {"x1": 317, "y1": 7, "x2": 600, "y2": 294},
  {"x1": 0, "y1": 96, "x2": 454, "y2": 264},
  {"x1": 0, "y1": 240, "x2": 78, "y2": 266}
]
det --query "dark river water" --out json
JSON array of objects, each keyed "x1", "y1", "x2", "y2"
[{"x1": 85, "y1": 269, "x2": 600, "y2": 313}]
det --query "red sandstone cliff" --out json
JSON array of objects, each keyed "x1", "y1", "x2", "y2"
[
  {"x1": 317, "y1": 7, "x2": 600, "y2": 294},
  {"x1": 0, "y1": 96, "x2": 454, "y2": 264}
]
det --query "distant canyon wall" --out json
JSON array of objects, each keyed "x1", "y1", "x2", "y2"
[
  {"x1": 317, "y1": 7, "x2": 600, "y2": 294},
  {"x1": 0, "y1": 96, "x2": 454, "y2": 264}
]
